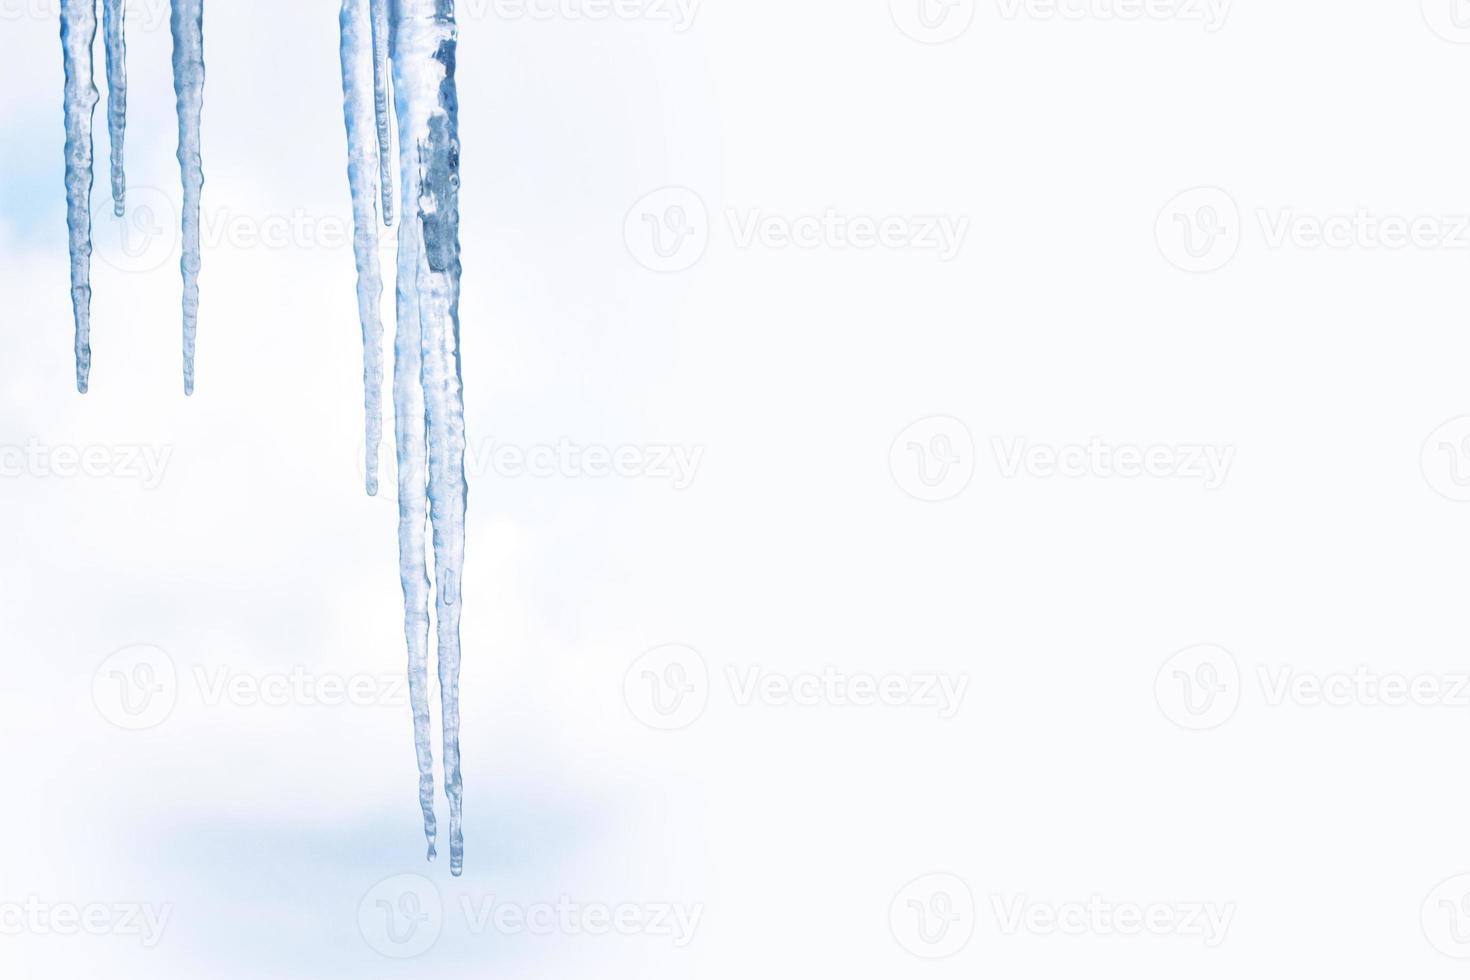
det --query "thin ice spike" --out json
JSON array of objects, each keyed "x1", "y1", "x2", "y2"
[
  {"x1": 60, "y1": 0, "x2": 99, "y2": 393},
  {"x1": 170, "y1": 0, "x2": 205, "y2": 395},
  {"x1": 339, "y1": 0, "x2": 386, "y2": 496},
  {"x1": 101, "y1": 0, "x2": 126, "y2": 216}
]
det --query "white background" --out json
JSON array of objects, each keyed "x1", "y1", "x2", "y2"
[{"x1": 4, "y1": 0, "x2": 1470, "y2": 976}]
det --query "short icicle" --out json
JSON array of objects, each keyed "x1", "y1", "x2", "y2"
[
  {"x1": 101, "y1": 0, "x2": 126, "y2": 216},
  {"x1": 339, "y1": 0, "x2": 385, "y2": 496},
  {"x1": 60, "y1": 0, "x2": 99, "y2": 394},
  {"x1": 170, "y1": 0, "x2": 205, "y2": 395},
  {"x1": 391, "y1": 0, "x2": 468, "y2": 876}
]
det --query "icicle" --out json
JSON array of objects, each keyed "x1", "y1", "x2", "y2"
[
  {"x1": 339, "y1": 0, "x2": 386, "y2": 497},
  {"x1": 101, "y1": 0, "x2": 126, "y2": 216},
  {"x1": 170, "y1": 0, "x2": 204, "y2": 396},
  {"x1": 60, "y1": 0, "x2": 98, "y2": 394},
  {"x1": 370, "y1": 0, "x2": 395, "y2": 226},
  {"x1": 393, "y1": 202, "x2": 439, "y2": 864},
  {"x1": 391, "y1": 0, "x2": 468, "y2": 876}
]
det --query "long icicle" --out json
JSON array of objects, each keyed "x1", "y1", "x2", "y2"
[
  {"x1": 370, "y1": 0, "x2": 395, "y2": 226},
  {"x1": 392, "y1": 0, "x2": 468, "y2": 876},
  {"x1": 101, "y1": 0, "x2": 126, "y2": 216},
  {"x1": 60, "y1": 0, "x2": 98, "y2": 394},
  {"x1": 393, "y1": 198, "x2": 438, "y2": 864},
  {"x1": 339, "y1": 0, "x2": 385, "y2": 497},
  {"x1": 170, "y1": 0, "x2": 204, "y2": 396}
]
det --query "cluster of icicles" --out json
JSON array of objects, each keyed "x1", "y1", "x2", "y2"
[
  {"x1": 61, "y1": 0, "x2": 201, "y2": 394},
  {"x1": 59, "y1": 0, "x2": 470, "y2": 875}
]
